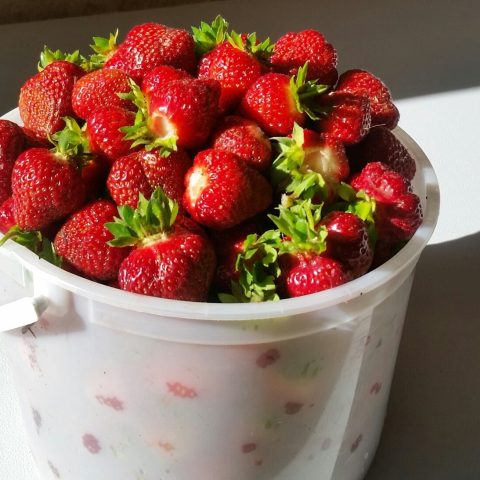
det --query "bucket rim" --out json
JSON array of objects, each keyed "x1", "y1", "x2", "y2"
[{"x1": 0, "y1": 109, "x2": 440, "y2": 321}]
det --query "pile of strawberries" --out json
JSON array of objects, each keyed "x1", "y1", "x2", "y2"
[{"x1": 0, "y1": 16, "x2": 423, "y2": 303}]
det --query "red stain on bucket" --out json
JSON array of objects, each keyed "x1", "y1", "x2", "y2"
[
  {"x1": 242, "y1": 443, "x2": 257, "y2": 453},
  {"x1": 95, "y1": 394, "x2": 124, "y2": 411},
  {"x1": 158, "y1": 441, "x2": 175, "y2": 453},
  {"x1": 370, "y1": 382, "x2": 382, "y2": 395},
  {"x1": 256, "y1": 348, "x2": 280, "y2": 368},
  {"x1": 82, "y1": 433, "x2": 101, "y2": 454},
  {"x1": 350, "y1": 434, "x2": 363, "y2": 453},
  {"x1": 167, "y1": 381, "x2": 198, "y2": 399},
  {"x1": 285, "y1": 401, "x2": 304, "y2": 415}
]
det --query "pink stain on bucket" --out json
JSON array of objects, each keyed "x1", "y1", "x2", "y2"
[
  {"x1": 285, "y1": 401, "x2": 304, "y2": 415},
  {"x1": 95, "y1": 394, "x2": 124, "y2": 411},
  {"x1": 242, "y1": 443, "x2": 257, "y2": 454},
  {"x1": 370, "y1": 382, "x2": 382, "y2": 395},
  {"x1": 167, "y1": 381, "x2": 198, "y2": 399},
  {"x1": 350, "y1": 434, "x2": 363, "y2": 453},
  {"x1": 256, "y1": 348, "x2": 280, "y2": 368},
  {"x1": 82, "y1": 433, "x2": 101, "y2": 454}
]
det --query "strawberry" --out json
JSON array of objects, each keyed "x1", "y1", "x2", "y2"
[
  {"x1": 278, "y1": 253, "x2": 350, "y2": 298},
  {"x1": 0, "y1": 197, "x2": 16, "y2": 234},
  {"x1": 105, "y1": 23, "x2": 196, "y2": 83},
  {"x1": 0, "y1": 120, "x2": 26, "y2": 204},
  {"x1": 347, "y1": 126, "x2": 416, "y2": 180},
  {"x1": 320, "y1": 211, "x2": 373, "y2": 278},
  {"x1": 71, "y1": 68, "x2": 135, "y2": 120},
  {"x1": 270, "y1": 200, "x2": 351, "y2": 298},
  {"x1": 81, "y1": 156, "x2": 110, "y2": 200},
  {"x1": 107, "y1": 153, "x2": 152, "y2": 208},
  {"x1": 197, "y1": 31, "x2": 272, "y2": 114},
  {"x1": 239, "y1": 64, "x2": 329, "y2": 136},
  {"x1": 350, "y1": 162, "x2": 422, "y2": 243},
  {"x1": 54, "y1": 200, "x2": 131, "y2": 281},
  {"x1": 270, "y1": 29, "x2": 338, "y2": 85},
  {"x1": 145, "y1": 78, "x2": 220, "y2": 150},
  {"x1": 86, "y1": 106, "x2": 138, "y2": 162},
  {"x1": 19, "y1": 61, "x2": 84, "y2": 142},
  {"x1": 184, "y1": 148, "x2": 273, "y2": 230},
  {"x1": 209, "y1": 219, "x2": 262, "y2": 291},
  {"x1": 107, "y1": 188, "x2": 216, "y2": 301},
  {"x1": 11, "y1": 147, "x2": 86, "y2": 231},
  {"x1": 211, "y1": 115, "x2": 272, "y2": 171},
  {"x1": 336, "y1": 69, "x2": 399, "y2": 129},
  {"x1": 271, "y1": 124, "x2": 349, "y2": 202},
  {"x1": 107, "y1": 148, "x2": 191, "y2": 208},
  {"x1": 315, "y1": 92, "x2": 371, "y2": 145},
  {"x1": 141, "y1": 65, "x2": 192, "y2": 98}
]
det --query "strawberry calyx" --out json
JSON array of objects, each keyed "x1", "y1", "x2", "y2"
[
  {"x1": 37, "y1": 46, "x2": 89, "y2": 72},
  {"x1": 85, "y1": 30, "x2": 119, "y2": 70},
  {"x1": 49, "y1": 117, "x2": 92, "y2": 161},
  {"x1": 119, "y1": 80, "x2": 178, "y2": 155},
  {"x1": 219, "y1": 229, "x2": 282, "y2": 303},
  {"x1": 0, "y1": 226, "x2": 62, "y2": 266},
  {"x1": 227, "y1": 31, "x2": 274, "y2": 62},
  {"x1": 106, "y1": 187, "x2": 179, "y2": 247},
  {"x1": 192, "y1": 15, "x2": 230, "y2": 56},
  {"x1": 270, "y1": 123, "x2": 328, "y2": 201},
  {"x1": 269, "y1": 199, "x2": 328, "y2": 255},
  {"x1": 290, "y1": 63, "x2": 330, "y2": 120}
]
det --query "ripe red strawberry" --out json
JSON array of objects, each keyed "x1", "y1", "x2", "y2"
[
  {"x1": 147, "y1": 78, "x2": 220, "y2": 150},
  {"x1": 271, "y1": 124, "x2": 349, "y2": 202},
  {"x1": 315, "y1": 92, "x2": 371, "y2": 145},
  {"x1": 86, "y1": 106, "x2": 138, "y2": 162},
  {"x1": 211, "y1": 115, "x2": 272, "y2": 171},
  {"x1": 266, "y1": 199, "x2": 351, "y2": 298},
  {"x1": 107, "y1": 188, "x2": 216, "y2": 301},
  {"x1": 54, "y1": 199, "x2": 131, "y2": 281},
  {"x1": 351, "y1": 162, "x2": 422, "y2": 242},
  {"x1": 141, "y1": 65, "x2": 192, "y2": 98},
  {"x1": 320, "y1": 211, "x2": 373, "y2": 278},
  {"x1": 0, "y1": 120, "x2": 26, "y2": 204},
  {"x1": 0, "y1": 197, "x2": 16, "y2": 234},
  {"x1": 71, "y1": 68, "x2": 134, "y2": 120},
  {"x1": 336, "y1": 69, "x2": 399, "y2": 129},
  {"x1": 270, "y1": 29, "x2": 338, "y2": 85},
  {"x1": 278, "y1": 253, "x2": 350, "y2": 297},
  {"x1": 184, "y1": 148, "x2": 272, "y2": 230},
  {"x1": 347, "y1": 126, "x2": 416, "y2": 180},
  {"x1": 11, "y1": 148, "x2": 86, "y2": 231},
  {"x1": 239, "y1": 65, "x2": 328, "y2": 136},
  {"x1": 209, "y1": 219, "x2": 261, "y2": 291},
  {"x1": 107, "y1": 153, "x2": 152, "y2": 208},
  {"x1": 105, "y1": 23, "x2": 196, "y2": 83},
  {"x1": 107, "y1": 148, "x2": 191, "y2": 208},
  {"x1": 81, "y1": 156, "x2": 110, "y2": 200},
  {"x1": 19, "y1": 61, "x2": 84, "y2": 142},
  {"x1": 197, "y1": 33, "x2": 270, "y2": 113}
]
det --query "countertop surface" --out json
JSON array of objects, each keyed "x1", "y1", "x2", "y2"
[{"x1": 1, "y1": 1, "x2": 480, "y2": 479}]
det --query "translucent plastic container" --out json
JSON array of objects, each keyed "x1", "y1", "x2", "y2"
[{"x1": 0, "y1": 108, "x2": 439, "y2": 480}]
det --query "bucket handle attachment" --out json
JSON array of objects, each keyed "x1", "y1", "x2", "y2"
[{"x1": 0, "y1": 296, "x2": 48, "y2": 332}]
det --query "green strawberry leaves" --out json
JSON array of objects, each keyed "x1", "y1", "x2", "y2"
[
  {"x1": 192, "y1": 15, "x2": 230, "y2": 56},
  {"x1": 106, "y1": 187, "x2": 179, "y2": 247},
  {"x1": 269, "y1": 199, "x2": 328, "y2": 255},
  {"x1": 118, "y1": 79, "x2": 178, "y2": 155},
  {"x1": 49, "y1": 117, "x2": 91, "y2": 159},
  {"x1": 290, "y1": 63, "x2": 330, "y2": 120},
  {"x1": 86, "y1": 30, "x2": 119, "y2": 70},
  {"x1": 227, "y1": 31, "x2": 274, "y2": 61},
  {"x1": 0, "y1": 226, "x2": 62, "y2": 267},
  {"x1": 219, "y1": 230, "x2": 282, "y2": 303},
  {"x1": 270, "y1": 123, "x2": 329, "y2": 202},
  {"x1": 37, "y1": 46, "x2": 89, "y2": 72}
]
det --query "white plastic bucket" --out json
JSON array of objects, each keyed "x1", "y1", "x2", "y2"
[{"x1": 0, "y1": 108, "x2": 440, "y2": 480}]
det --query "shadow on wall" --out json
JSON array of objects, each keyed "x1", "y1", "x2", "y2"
[
  {"x1": 0, "y1": 0, "x2": 217, "y2": 24},
  {"x1": 366, "y1": 231, "x2": 480, "y2": 480}
]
